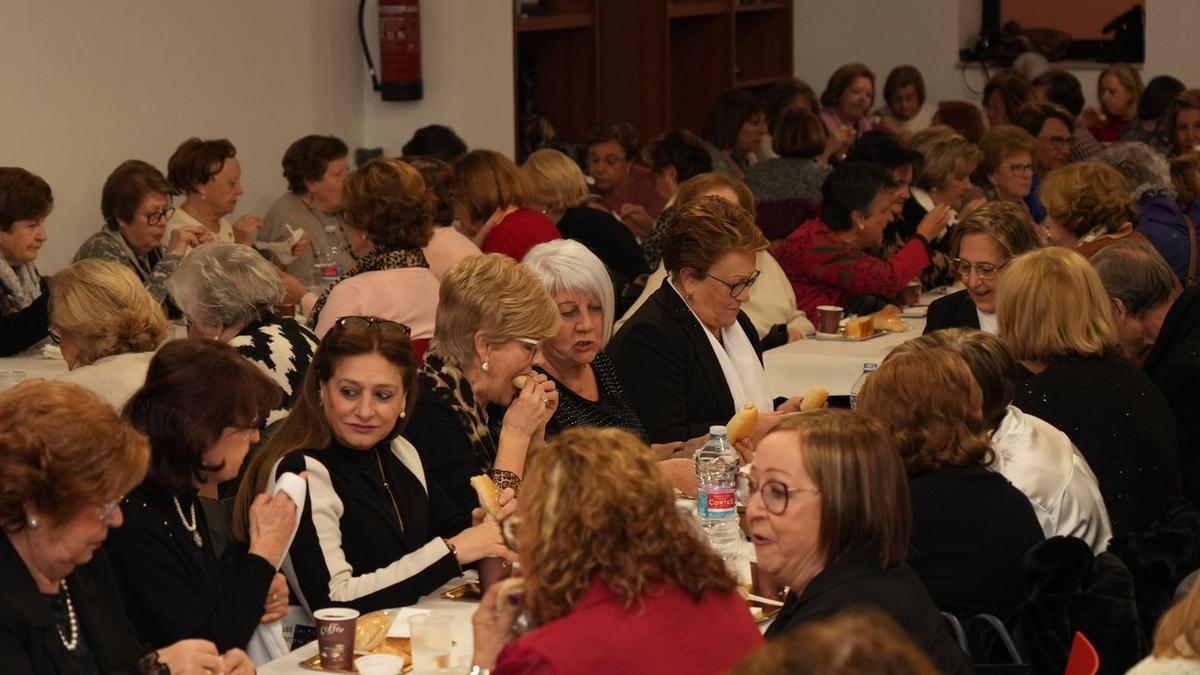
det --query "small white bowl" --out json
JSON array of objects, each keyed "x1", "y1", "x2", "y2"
[{"x1": 356, "y1": 653, "x2": 406, "y2": 675}]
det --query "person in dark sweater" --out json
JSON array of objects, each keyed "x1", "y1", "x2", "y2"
[
  {"x1": 999, "y1": 247, "x2": 1182, "y2": 536},
  {"x1": 105, "y1": 339, "x2": 299, "y2": 652},
  {"x1": 0, "y1": 168, "x2": 52, "y2": 355},
  {"x1": 1093, "y1": 240, "x2": 1200, "y2": 508},
  {"x1": 749, "y1": 410, "x2": 970, "y2": 674},
  {"x1": 859, "y1": 347, "x2": 1044, "y2": 620}
]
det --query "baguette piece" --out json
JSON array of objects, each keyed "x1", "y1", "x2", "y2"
[
  {"x1": 844, "y1": 316, "x2": 875, "y2": 339},
  {"x1": 726, "y1": 403, "x2": 759, "y2": 444},
  {"x1": 799, "y1": 386, "x2": 829, "y2": 411},
  {"x1": 512, "y1": 375, "x2": 529, "y2": 390},
  {"x1": 470, "y1": 474, "x2": 502, "y2": 521}
]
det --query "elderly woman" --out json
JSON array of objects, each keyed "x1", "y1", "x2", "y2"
[
  {"x1": 306, "y1": 159, "x2": 441, "y2": 349},
  {"x1": 452, "y1": 149, "x2": 560, "y2": 261},
  {"x1": 642, "y1": 128, "x2": 714, "y2": 206},
  {"x1": 877, "y1": 66, "x2": 936, "y2": 140},
  {"x1": 743, "y1": 109, "x2": 832, "y2": 202},
  {"x1": 983, "y1": 70, "x2": 1037, "y2": 128},
  {"x1": 405, "y1": 155, "x2": 481, "y2": 280},
  {"x1": 1039, "y1": 161, "x2": 1149, "y2": 259},
  {"x1": 585, "y1": 121, "x2": 665, "y2": 238},
  {"x1": 404, "y1": 254, "x2": 559, "y2": 513},
  {"x1": 73, "y1": 160, "x2": 209, "y2": 305},
  {"x1": 1015, "y1": 102, "x2": 1076, "y2": 222},
  {"x1": 471, "y1": 427, "x2": 763, "y2": 673},
  {"x1": 106, "y1": 339, "x2": 296, "y2": 652},
  {"x1": 1086, "y1": 63, "x2": 1143, "y2": 143},
  {"x1": 235, "y1": 317, "x2": 511, "y2": 613},
  {"x1": 999, "y1": 247, "x2": 1181, "y2": 536},
  {"x1": 893, "y1": 329, "x2": 1112, "y2": 552},
  {"x1": 521, "y1": 148, "x2": 648, "y2": 287},
  {"x1": 258, "y1": 135, "x2": 351, "y2": 287},
  {"x1": 169, "y1": 243, "x2": 318, "y2": 426},
  {"x1": 748, "y1": 411, "x2": 970, "y2": 673},
  {"x1": 49, "y1": 259, "x2": 167, "y2": 408},
  {"x1": 1099, "y1": 142, "x2": 1194, "y2": 283},
  {"x1": 975, "y1": 125, "x2": 1036, "y2": 204},
  {"x1": 610, "y1": 196, "x2": 806, "y2": 444},
  {"x1": 858, "y1": 348, "x2": 1045, "y2": 619},
  {"x1": 776, "y1": 162, "x2": 951, "y2": 319},
  {"x1": 701, "y1": 89, "x2": 768, "y2": 178},
  {"x1": 0, "y1": 382, "x2": 254, "y2": 674},
  {"x1": 625, "y1": 173, "x2": 814, "y2": 350},
  {"x1": 1168, "y1": 90, "x2": 1200, "y2": 157},
  {"x1": 924, "y1": 201, "x2": 1041, "y2": 334},
  {"x1": 819, "y1": 63, "x2": 876, "y2": 140},
  {"x1": 760, "y1": 78, "x2": 824, "y2": 160},
  {"x1": 0, "y1": 167, "x2": 51, "y2": 356}
]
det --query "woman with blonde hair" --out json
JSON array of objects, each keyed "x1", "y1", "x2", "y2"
[
  {"x1": 1086, "y1": 63, "x2": 1144, "y2": 143},
  {"x1": 49, "y1": 258, "x2": 167, "y2": 408},
  {"x1": 404, "y1": 253, "x2": 560, "y2": 513},
  {"x1": 1129, "y1": 580, "x2": 1200, "y2": 673},
  {"x1": 471, "y1": 427, "x2": 763, "y2": 673},
  {"x1": 999, "y1": 247, "x2": 1181, "y2": 536},
  {"x1": 1040, "y1": 161, "x2": 1148, "y2": 259},
  {"x1": 857, "y1": 348, "x2": 1044, "y2": 619},
  {"x1": 451, "y1": 149, "x2": 560, "y2": 261}
]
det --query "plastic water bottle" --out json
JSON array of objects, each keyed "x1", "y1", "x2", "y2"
[
  {"x1": 694, "y1": 425, "x2": 743, "y2": 572},
  {"x1": 311, "y1": 224, "x2": 342, "y2": 291},
  {"x1": 849, "y1": 362, "x2": 878, "y2": 409}
]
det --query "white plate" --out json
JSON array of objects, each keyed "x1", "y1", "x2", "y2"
[{"x1": 901, "y1": 306, "x2": 928, "y2": 318}]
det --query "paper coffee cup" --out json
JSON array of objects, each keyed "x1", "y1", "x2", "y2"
[{"x1": 314, "y1": 607, "x2": 359, "y2": 670}]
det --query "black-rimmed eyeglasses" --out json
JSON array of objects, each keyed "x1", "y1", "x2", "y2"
[
  {"x1": 736, "y1": 474, "x2": 819, "y2": 516},
  {"x1": 705, "y1": 270, "x2": 762, "y2": 298}
]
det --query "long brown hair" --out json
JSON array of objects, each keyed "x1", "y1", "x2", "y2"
[
  {"x1": 232, "y1": 319, "x2": 417, "y2": 541},
  {"x1": 520, "y1": 428, "x2": 736, "y2": 628}
]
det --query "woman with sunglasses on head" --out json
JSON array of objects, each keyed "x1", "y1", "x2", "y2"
[
  {"x1": 924, "y1": 201, "x2": 1041, "y2": 335},
  {"x1": 236, "y1": 316, "x2": 513, "y2": 614},
  {"x1": 106, "y1": 339, "x2": 299, "y2": 653},
  {"x1": 73, "y1": 160, "x2": 210, "y2": 308},
  {"x1": 746, "y1": 410, "x2": 971, "y2": 674}
]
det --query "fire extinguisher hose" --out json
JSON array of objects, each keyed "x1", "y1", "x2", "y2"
[{"x1": 358, "y1": 0, "x2": 381, "y2": 92}]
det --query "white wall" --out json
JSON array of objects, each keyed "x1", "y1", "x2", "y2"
[{"x1": 1, "y1": 0, "x2": 514, "y2": 274}]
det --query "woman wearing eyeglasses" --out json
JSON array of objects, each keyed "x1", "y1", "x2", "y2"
[
  {"x1": 610, "y1": 196, "x2": 808, "y2": 448},
  {"x1": 924, "y1": 201, "x2": 1041, "y2": 335},
  {"x1": 73, "y1": 160, "x2": 210, "y2": 308},
  {"x1": 747, "y1": 410, "x2": 971, "y2": 674},
  {"x1": 975, "y1": 126, "x2": 1036, "y2": 205},
  {"x1": 236, "y1": 316, "x2": 514, "y2": 614}
]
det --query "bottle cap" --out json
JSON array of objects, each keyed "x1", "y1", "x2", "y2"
[
  {"x1": 863, "y1": 363, "x2": 878, "y2": 372},
  {"x1": 709, "y1": 425, "x2": 728, "y2": 436}
]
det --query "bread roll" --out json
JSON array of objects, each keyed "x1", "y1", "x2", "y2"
[
  {"x1": 844, "y1": 316, "x2": 875, "y2": 339},
  {"x1": 512, "y1": 375, "x2": 529, "y2": 390},
  {"x1": 470, "y1": 474, "x2": 501, "y2": 521},
  {"x1": 799, "y1": 386, "x2": 828, "y2": 411},
  {"x1": 726, "y1": 403, "x2": 759, "y2": 444}
]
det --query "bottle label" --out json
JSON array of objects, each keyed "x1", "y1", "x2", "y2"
[
  {"x1": 698, "y1": 487, "x2": 736, "y2": 519},
  {"x1": 317, "y1": 263, "x2": 339, "y2": 282}
]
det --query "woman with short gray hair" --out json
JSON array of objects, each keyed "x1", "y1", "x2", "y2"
[
  {"x1": 169, "y1": 242, "x2": 317, "y2": 425},
  {"x1": 1099, "y1": 142, "x2": 1195, "y2": 284}
]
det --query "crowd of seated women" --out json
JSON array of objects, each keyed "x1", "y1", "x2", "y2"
[{"x1": 7, "y1": 55, "x2": 1200, "y2": 675}]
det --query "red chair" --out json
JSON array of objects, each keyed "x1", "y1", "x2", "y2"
[
  {"x1": 1064, "y1": 632, "x2": 1099, "y2": 675},
  {"x1": 755, "y1": 197, "x2": 820, "y2": 241}
]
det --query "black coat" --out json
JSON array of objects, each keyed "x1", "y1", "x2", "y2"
[
  {"x1": 764, "y1": 540, "x2": 972, "y2": 675},
  {"x1": 555, "y1": 206, "x2": 649, "y2": 284},
  {"x1": 607, "y1": 279, "x2": 762, "y2": 443},
  {"x1": 1143, "y1": 286, "x2": 1200, "y2": 508},
  {"x1": 0, "y1": 281, "x2": 48, "y2": 357},
  {"x1": 923, "y1": 289, "x2": 980, "y2": 334},
  {"x1": 0, "y1": 536, "x2": 148, "y2": 674}
]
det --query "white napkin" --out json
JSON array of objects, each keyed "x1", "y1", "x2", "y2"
[
  {"x1": 246, "y1": 472, "x2": 307, "y2": 665},
  {"x1": 255, "y1": 224, "x2": 305, "y2": 266},
  {"x1": 40, "y1": 344, "x2": 63, "y2": 360},
  {"x1": 387, "y1": 608, "x2": 432, "y2": 638}
]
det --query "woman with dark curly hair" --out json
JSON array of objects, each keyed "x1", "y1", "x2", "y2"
[
  {"x1": 307, "y1": 159, "x2": 441, "y2": 352},
  {"x1": 471, "y1": 427, "x2": 763, "y2": 674}
]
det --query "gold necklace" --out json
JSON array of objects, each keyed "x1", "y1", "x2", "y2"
[{"x1": 375, "y1": 448, "x2": 405, "y2": 533}]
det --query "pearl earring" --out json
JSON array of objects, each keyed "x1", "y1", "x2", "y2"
[
  {"x1": 399, "y1": 411, "x2": 407, "y2": 419},
  {"x1": 481, "y1": 361, "x2": 490, "y2": 372},
  {"x1": 27, "y1": 515, "x2": 39, "y2": 529}
]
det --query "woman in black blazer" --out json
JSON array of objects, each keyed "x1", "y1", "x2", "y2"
[
  {"x1": 608, "y1": 196, "x2": 802, "y2": 444},
  {"x1": 923, "y1": 200, "x2": 1041, "y2": 335}
]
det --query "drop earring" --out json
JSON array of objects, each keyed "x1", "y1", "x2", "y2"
[{"x1": 481, "y1": 361, "x2": 490, "y2": 372}]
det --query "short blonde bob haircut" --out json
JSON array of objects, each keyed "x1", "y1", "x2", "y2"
[
  {"x1": 0, "y1": 382, "x2": 149, "y2": 532},
  {"x1": 910, "y1": 125, "x2": 983, "y2": 192},
  {"x1": 1039, "y1": 161, "x2": 1136, "y2": 239},
  {"x1": 858, "y1": 348, "x2": 994, "y2": 472},
  {"x1": 950, "y1": 200, "x2": 1041, "y2": 261},
  {"x1": 431, "y1": 253, "x2": 559, "y2": 369},
  {"x1": 451, "y1": 149, "x2": 531, "y2": 226},
  {"x1": 521, "y1": 149, "x2": 591, "y2": 214},
  {"x1": 762, "y1": 410, "x2": 912, "y2": 569},
  {"x1": 997, "y1": 247, "x2": 1117, "y2": 363},
  {"x1": 519, "y1": 427, "x2": 736, "y2": 628},
  {"x1": 975, "y1": 124, "x2": 1036, "y2": 181},
  {"x1": 50, "y1": 259, "x2": 167, "y2": 367}
]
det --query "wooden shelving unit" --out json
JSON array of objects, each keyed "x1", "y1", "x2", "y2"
[{"x1": 514, "y1": 0, "x2": 793, "y2": 160}]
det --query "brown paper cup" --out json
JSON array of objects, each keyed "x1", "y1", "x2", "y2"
[
  {"x1": 314, "y1": 607, "x2": 359, "y2": 670},
  {"x1": 478, "y1": 556, "x2": 513, "y2": 594},
  {"x1": 816, "y1": 305, "x2": 843, "y2": 334}
]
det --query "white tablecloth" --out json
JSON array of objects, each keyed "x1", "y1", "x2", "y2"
[
  {"x1": 259, "y1": 575, "x2": 481, "y2": 675},
  {"x1": 0, "y1": 345, "x2": 68, "y2": 389}
]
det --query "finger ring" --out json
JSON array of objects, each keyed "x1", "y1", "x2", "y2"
[{"x1": 543, "y1": 397, "x2": 552, "y2": 407}]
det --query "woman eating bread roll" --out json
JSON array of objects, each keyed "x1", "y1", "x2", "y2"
[{"x1": 234, "y1": 316, "x2": 514, "y2": 615}]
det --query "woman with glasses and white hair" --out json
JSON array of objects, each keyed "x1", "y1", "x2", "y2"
[
  {"x1": 169, "y1": 243, "x2": 318, "y2": 427},
  {"x1": 924, "y1": 201, "x2": 1041, "y2": 335},
  {"x1": 73, "y1": 160, "x2": 211, "y2": 307}
]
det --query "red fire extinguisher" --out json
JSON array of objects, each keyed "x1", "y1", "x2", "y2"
[{"x1": 358, "y1": 0, "x2": 423, "y2": 101}]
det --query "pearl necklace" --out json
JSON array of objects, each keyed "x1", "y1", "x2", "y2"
[
  {"x1": 57, "y1": 579, "x2": 79, "y2": 651},
  {"x1": 173, "y1": 496, "x2": 204, "y2": 548}
]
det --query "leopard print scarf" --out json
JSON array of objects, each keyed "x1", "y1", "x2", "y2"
[
  {"x1": 419, "y1": 350, "x2": 497, "y2": 470},
  {"x1": 307, "y1": 245, "x2": 428, "y2": 330}
]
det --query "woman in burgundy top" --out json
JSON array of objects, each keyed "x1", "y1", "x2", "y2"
[
  {"x1": 470, "y1": 428, "x2": 763, "y2": 675},
  {"x1": 1086, "y1": 64, "x2": 1143, "y2": 143},
  {"x1": 775, "y1": 162, "x2": 950, "y2": 319},
  {"x1": 451, "y1": 150, "x2": 560, "y2": 261},
  {"x1": 585, "y1": 122, "x2": 666, "y2": 239}
]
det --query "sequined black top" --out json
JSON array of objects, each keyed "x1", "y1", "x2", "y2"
[
  {"x1": 1013, "y1": 355, "x2": 1182, "y2": 536},
  {"x1": 541, "y1": 351, "x2": 648, "y2": 441}
]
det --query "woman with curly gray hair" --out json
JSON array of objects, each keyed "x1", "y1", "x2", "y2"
[
  {"x1": 1099, "y1": 142, "x2": 1195, "y2": 284},
  {"x1": 168, "y1": 243, "x2": 317, "y2": 425}
]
